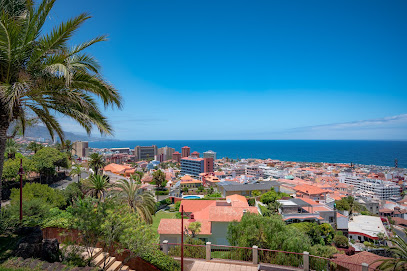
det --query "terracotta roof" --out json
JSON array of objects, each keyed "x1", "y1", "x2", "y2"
[
  {"x1": 158, "y1": 219, "x2": 212, "y2": 235},
  {"x1": 179, "y1": 200, "x2": 217, "y2": 213},
  {"x1": 226, "y1": 194, "x2": 248, "y2": 203},
  {"x1": 294, "y1": 184, "x2": 328, "y2": 195},
  {"x1": 333, "y1": 251, "x2": 390, "y2": 270},
  {"x1": 103, "y1": 163, "x2": 132, "y2": 174}
]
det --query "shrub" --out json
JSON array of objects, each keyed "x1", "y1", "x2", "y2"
[
  {"x1": 10, "y1": 183, "x2": 66, "y2": 208},
  {"x1": 62, "y1": 182, "x2": 84, "y2": 204},
  {"x1": 248, "y1": 198, "x2": 255, "y2": 206},
  {"x1": 309, "y1": 244, "x2": 338, "y2": 270},
  {"x1": 141, "y1": 248, "x2": 180, "y2": 271},
  {"x1": 155, "y1": 190, "x2": 169, "y2": 195},
  {"x1": 174, "y1": 201, "x2": 181, "y2": 211},
  {"x1": 333, "y1": 235, "x2": 349, "y2": 248},
  {"x1": 169, "y1": 238, "x2": 205, "y2": 259},
  {"x1": 42, "y1": 208, "x2": 73, "y2": 228}
]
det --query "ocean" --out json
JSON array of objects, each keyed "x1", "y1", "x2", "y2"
[{"x1": 88, "y1": 140, "x2": 407, "y2": 168}]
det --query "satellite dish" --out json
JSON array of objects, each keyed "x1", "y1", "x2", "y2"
[{"x1": 227, "y1": 198, "x2": 231, "y2": 204}]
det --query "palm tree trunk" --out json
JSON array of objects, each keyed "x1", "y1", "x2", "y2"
[{"x1": 0, "y1": 117, "x2": 10, "y2": 211}]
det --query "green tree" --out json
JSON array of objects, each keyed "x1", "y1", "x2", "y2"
[
  {"x1": 84, "y1": 174, "x2": 110, "y2": 200},
  {"x1": 252, "y1": 190, "x2": 261, "y2": 197},
  {"x1": 1, "y1": 157, "x2": 33, "y2": 182},
  {"x1": 32, "y1": 147, "x2": 68, "y2": 182},
  {"x1": 186, "y1": 222, "x2": 201, "y2": 238},
  {"x1": 260, "y1": 189, "x2": 288, "y2": 204},
  {"x1": 114, "y1": 178, "x2": 156, "y2": 224},
  {"x1": 0, "y1": 0, "x2": 122, "y2": 210},
  {"x1": 333, "y1": 235, "x2": 348, "y2": 248},
  {"x1": 5, "y1": 139, "x2": 19, "y2": 159},
  {"x1": 374, "y1": 231, "x2": 407, "y2": 270},
  {"x1": 88, "y1": 153, "x2": 105, "y2": 175},
  {"x1": 10, "y1": 182, "x2": 66, "y2": 208},
  {"x1": 70, "y1": 164, "x2": 82, "y2": 183},
  {"x1": 152, "y1": 169, "x2": 167, "y2": 189},
  {"x1": 27, "y1": 141, "x2": 43, "y2": 154}
]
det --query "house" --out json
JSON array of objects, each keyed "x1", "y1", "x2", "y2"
[
  {"x1": 293, "y1": 184, "x2": 329, "y2": 202},
  {"x1": 332, "y1": 251, "x2": 390, "y2": 271},
  {"x1": 216, "y1": 181, "x2": 279, "y2": 197},
  {"x1": 103, "y1": 163, "x2": 134, "y2": 177},
  {"x1": 158, "y1": 194, "x2": 258, "y2": 245},
  {"x1": 180, "y1": 175, "x2": 203, "y2": 189},
  {"x1": 278, "y1": 197, "x2": 348, "y2": 232},
  {"x1": 348, "y1": 215, "x2": 388, "y2": 243}
]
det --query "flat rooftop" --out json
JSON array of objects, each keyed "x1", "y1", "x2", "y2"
[{"x1": 348, "y1": 215, "x2": 387, "y2": 239}]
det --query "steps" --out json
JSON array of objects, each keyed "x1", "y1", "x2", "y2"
[{"x1": 61, "y1": 244, "x2": 136, "y2": 271}]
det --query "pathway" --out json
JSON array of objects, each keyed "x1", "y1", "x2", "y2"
[{"x1": 186, "y1": 259, "x2": 257, "y2": 271}]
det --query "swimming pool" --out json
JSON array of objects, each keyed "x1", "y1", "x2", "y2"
[{"x1": 182, "y1": 195, "x2": 203, "y2": 199}]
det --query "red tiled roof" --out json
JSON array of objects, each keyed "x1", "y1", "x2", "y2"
[
  {"x1": 158, "y1": 219, "x2": 212, "y2": 235},
  {"x1": 179, "y1": 200, "x2": 217, "y2": 213},
  {"x1": 294, "y1": 184, "x2": 328, "y2": 195},
  {"x1": 333, "y1": 251, "x2": 390, "y2": 270}
]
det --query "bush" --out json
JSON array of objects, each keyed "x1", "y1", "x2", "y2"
[
  {"x1": 62, "y1": 182, "x2": 84, "y2": 204},
  {"x1": 10, "y1": 183, "x2": 66, "y2": 208},
  {"x1": 155, "y1": 190, "x2": 169, "y2": 195},
  {"x1": 248, "y1": 198, "x2": 255, "y2": 206},
  {"x1": 141, "y1": 248, "x2": 180, "y2": 271},
  {"x1": 42, "y1": 208, "x2": 73, "y2": 228},
  {"x1": 333, "y1": 235, "x2": 349, "y2": 248},
  {"x1": 309, "y1": 245, "x2": 338, "y2": 270},
  {"x1": 174, "y1": 201, "x2": 181, "y2": 211}
]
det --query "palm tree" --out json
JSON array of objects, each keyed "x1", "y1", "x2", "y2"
[
  {"x1": 27, "y1": 141, "x2": 43, "y2": 154},
  {"x1": 374, "y1": 231, "x2": 407, "y2": 270},
  {"x1": 5, "y1": 139, "x2": 18, "y2": 159},
  {"x1": 0, "y1": 0, "x2": 122, "y2": 210},
  {"x1": 114, "y1": 178, "x2": 156, "y2": 224},
  {"x1": 88, "y1": 153, "x2": 105, "y2": 175},
  {"x1": 70, "y1": 164, "x2": 82, "y2": 183},
  {"x1": 85, "y1": 174, "x2": 110, "y2": 200}
]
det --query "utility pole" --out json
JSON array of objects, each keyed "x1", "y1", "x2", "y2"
[
  {"x1": 18, "y1": 159, "x2": 24, "y2": 223},
  {"x1": 181, "y1": 204, "x2": 184, "y2": 271},
  {"x1": 334, "y1": 203, "x2": 337, "y2": 230}
]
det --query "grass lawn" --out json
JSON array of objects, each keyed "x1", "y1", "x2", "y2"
[{"x1": 152, "y1": 211, "x2": 178, "y2": 237}]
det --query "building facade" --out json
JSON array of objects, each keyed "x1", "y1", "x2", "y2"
[
  {"x1": 172, "y1": 151, "x2": 181, "y2": 163},
  {"x1": 181, "y1": 157, "x2": 214, "y2": 177},
  {"x1": 72, "y1": 141, "x2": 88, "y2": 158},
  {"x1": 203, "y1": 150, "x2": 217, "y2": 160},
  {"x1": 157, "y1": 146, "x2": 175, "y2": 161},
  {"x1": 181, "y1": 146, "x2": 191, "y2": 158},
  {"x1": 134, "y1": 145, "x2": 157, "y2": 161}
]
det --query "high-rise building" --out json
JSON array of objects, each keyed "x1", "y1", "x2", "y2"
[
  {"x1": 191, "y1": 151, "x2": 200, "y2": 158},
  {"x1": 157, "y1": 146, "x2": 175, "y2": 161},
  {"x1": 172, "y1": 151, "x2": 181, "y2": 163},
  {"x1": 181, "y1": 157, "x2": 214, "y2": 177},
  {"x1": 72, "y1": 141, "x2": 88, "y2": 158},
  {"x1": 181, "y1": 146, "x2": 190, "y2": 158},
  {"x1": 134, "y1": 145, "x2": 157, "y2": 161},
  {"x1": 203, "y1": 150, "x2": 217, "y2": 160}
]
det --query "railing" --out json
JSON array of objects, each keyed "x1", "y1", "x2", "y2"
[
  {"x1": 211, "y1": 244, "x2": 253, "y2": 262},
  {"x1": 161, "y1": 240, "x2": 376, "y2": 271},
  {"x1": 258, "y1": 248, "x2": 304, "y2": 268}
]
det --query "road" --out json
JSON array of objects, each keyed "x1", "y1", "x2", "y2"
[
  {"x1": 50, "y1": 172, "x2": 89, "y2": 190},
  {"x1": 393, "y1": 226, "x2": 407, "y2": 243}
]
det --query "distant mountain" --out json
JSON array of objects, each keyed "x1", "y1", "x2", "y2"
[{"x1": 13, "y1": 125, "x2": 114, "y2": 142}]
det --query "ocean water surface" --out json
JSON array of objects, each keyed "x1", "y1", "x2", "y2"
[{"x1": 89, "y1": 140, "x2": 407, "y2": 168}]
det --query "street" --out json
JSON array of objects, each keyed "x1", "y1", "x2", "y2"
[{"x1": 50, "y1": 172, "x2": 89, "y2": 190}]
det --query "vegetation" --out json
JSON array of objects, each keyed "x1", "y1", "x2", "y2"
[
  {"x1": 333, "y1": 235, "x2": 349, "y2": 248},
  {"x1": 0, "y1": 0, "x2": 122, "y2": 209},
  {"x1": 32, "y1": 147, "x2": 69, "y2": 182},
  {"x1": 114, "y1": 178, "x2": 156, "y2": 224},
  {"x1": 375, "y1": 231, "x2": 407, "y2": 270},
  {"x1": 84, "y1": 174, "x2": 110, "y2": 200},
  {"x1": 88, "y1": 153, "x2": 105, "y2": 175},
  {"x1": 152, "y1": 169, "x2": 167, "y2": 189},
  {"x1": 335, "y1": 196, "x2": 367, "y2": 217},
  {"x1": 289, "y1": 222, "x2": 335, "y2": 246}
]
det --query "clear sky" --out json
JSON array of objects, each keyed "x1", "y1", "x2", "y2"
[{"x1": 47, "y1": 0, "x2": 407, "y2": 140}]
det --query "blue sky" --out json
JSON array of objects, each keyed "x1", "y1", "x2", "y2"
[{"x1": 47, "y1": 0, "x2": 407, "y2": 140}]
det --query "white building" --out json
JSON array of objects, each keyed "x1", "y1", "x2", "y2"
[
  {"x1": 348, "y1": 215, "x2": 388, "y2": 243},
  {"x1": 339, "y1": 173, "x2": 400, "y2": 200},
  {"x1": 203, "y1": 150, "x2": 217, "y2": 160}
]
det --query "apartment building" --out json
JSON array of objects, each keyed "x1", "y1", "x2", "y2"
[
  {"x1": 134, "y1": 145, "x2": 157, "y2": 161},
  {"x1": 157, "y1": 146, "x2": 175, "y2": 161},
  {"x1": 72, "y1": 141, "x2": 88, "y2": 158},
  {"x1": 339, "y1": 173, "x2": 401, "y2": 200},
  {"x1": 181, "y1": 157, "x2": 214, "y2": 177},
  {"x1": 245, "y1": 165, "x2": 264, "y2": 178},
  {"x1": 203, "y1": 150, "x2": 217, "y2": 160},
  {"x1": 172, "y1": 151, "x2": 181, "y2": 163},
  {"x1": 181, "y1": 146, "x2": 190, "y2": 158}
]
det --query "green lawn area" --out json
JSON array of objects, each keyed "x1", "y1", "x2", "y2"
[{"x1": 152, "y1": 211, "x2": 178, "y2": 237}]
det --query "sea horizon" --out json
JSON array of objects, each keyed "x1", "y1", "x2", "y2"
[{"x1": 89, "y1": 139, "x2": 407, "y2": 168}]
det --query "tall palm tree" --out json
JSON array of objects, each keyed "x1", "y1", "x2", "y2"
[
  {"x1": 70, "y1": 164, "x2": 82, "y2": 183},
  {"x1": 85, "y1": 174, "x2": 110, "y2": 200},
  {"x1": 88, "y1": 153, "x2": 105, "y2": 175},
  {"x1": 27, "y1": 141, "x2": 43, "y2": 154},
  {"x1": 5, "y1": 138, "x2": 18, "y2": 159},
  {"x1": 114, "y1": 178, "x2": 156, "y2": 224},
  {"x1": 0, "y1": 0, "x2": 122, "y2": 209},
  {"x1": 374, "y1": 231, "x2": 407, "y2": 270}
]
